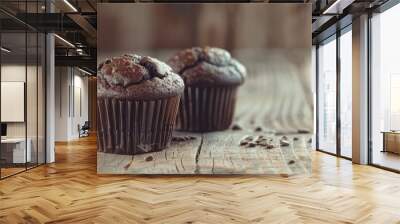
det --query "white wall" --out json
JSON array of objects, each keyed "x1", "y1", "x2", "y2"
[{"x1": 55, "y1": 67, "x2": 89, "y2": 141}]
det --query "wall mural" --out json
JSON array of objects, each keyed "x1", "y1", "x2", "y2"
[{"x1": 97, "y1": 3, "x2": 313, "y2": 175}]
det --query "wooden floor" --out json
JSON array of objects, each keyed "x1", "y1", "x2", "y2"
[
  {"x1": 0, "y1": 135, "x2": 400, "y2": 223},
  {"x1": 372, "y1": 150, "x2": 400, "y2": 171}
]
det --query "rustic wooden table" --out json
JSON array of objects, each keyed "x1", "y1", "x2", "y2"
[{"x1": 98, "y1": 56, "x2": 313, "y2": 175}]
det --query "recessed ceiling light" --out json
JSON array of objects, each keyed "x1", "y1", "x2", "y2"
[
  {"x1": 1, "y1": 47, "x2": 11, "y2": 53},
  {"x1": 54, "y1": 34, "x2": 75, "y2": 48},
  {"x1": 77, "y1": 67, "x2": 93, "y2": 76},
  {"x1": 63, "y1": 0, "x2": 78, "y2": 12},
  {"x1": 322, "y1": 0, "x2": 354, "y2": 15}
]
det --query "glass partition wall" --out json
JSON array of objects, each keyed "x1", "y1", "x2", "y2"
[
  {"x1": 316, "y1": 26, "x2": 352, "y2": 159},
  {"x1": 370, "y1": 3, "x2": 400, "y2": 171},
  {"x1": 339, "y1": 27, "x2": 352, "y2": 159},
  {"x1": 317, "y1": 35, "x2": 337, "y2": 155},
  {"x1": 0, "y1": 3, "x2": 46, "y2": 179}
]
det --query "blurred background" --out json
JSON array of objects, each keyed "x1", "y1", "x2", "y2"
[{"x1": 98, "y1": 3, "x2": 313, "y2": 133}]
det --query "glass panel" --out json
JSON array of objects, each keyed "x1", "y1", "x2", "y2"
[
  {"x1": 27, "y1": 31, "x2": 38, "y2": 169},
  {"x1": 317, "y1": 37, "x2": 337, "y2": 154},
  {"x1": 38, "y1": 33, "x2": 45, "y2": 165},
  {"x1": 1, "y1": 31, "x2": 28, "y2": 177},
  {"x1": 340, "y1": 29, "x2": 352, "y2": 158},
  {"x1": 371, "y1": 4, "x2": 400, "y2": 171}
]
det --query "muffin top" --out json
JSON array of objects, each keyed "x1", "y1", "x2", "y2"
[
  {"x1": 168, "y1": 47, "x2": 246, "y2": 86},
  {"x1": 98, "y1": 54, "x2": 184, "y2": 100}
]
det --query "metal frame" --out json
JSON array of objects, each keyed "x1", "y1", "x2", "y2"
[
  {"x1": 0, "y1": 0, "x2": 47, "y2": 180},
  {"x1": 315, "y1": 21, "x2": 353, "y2": 162},
  {"x1": 367, "y1": 0, "x2": 400, "y2": 172}
]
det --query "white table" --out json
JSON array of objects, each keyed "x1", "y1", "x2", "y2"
[{"x1": 1, "y1": 138, "x2": 31, "y2": 163}]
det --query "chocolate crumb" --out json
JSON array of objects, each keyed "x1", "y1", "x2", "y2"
[
  {"x1": 231, "y1": 124, "x2": 242, "y2": 131},
  {"x1": 172, "y1": 136, "x2": 196, "y2": 142},
  {"x1": 247, "y1": 142, "x2": 256, "y2": 147},
  {"x1": 280, "y1": 140, "x2": 290, "y2": 147},
  {"x1": 298, "y1": 129, "x2": 310, "y2": 134},
  {"x1": 172, "y1": 136, "x2": 184, "y2": 142},
  {"x1": 145, "y1": 156, "x2": 153, "y2": 162},
  {"x1": 307, "y1": 138, "x2": 312, "y2": 143},
  {"x1": 281, "y1": 136, "x2": 288, "y2": 141},
  {"x1": 254, "y1": 126, "x2": 263, "y2": 132},
  {"x1": 293, "y1": 137, "x2": 299, "y2": 141},
  {"x1": 288, "y1": 160, "x2": 295, "y2": 165},
  {"x1": 265, "y1": 144, "x2": 274, "y2": 149},
  {"x1": 280, "y1": 174, "x2": 289, "y2": 178},
  {"x1": 239, "y1": 140, "x2": 248, "y2": 146}
]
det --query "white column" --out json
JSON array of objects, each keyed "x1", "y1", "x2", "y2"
[
  {"x1": 352, "y1": 14, "x2": 369, "y2": 164},
  {"x1": 46, "y1": 32, "x2": 55, "y2": 163},
  {"x1": 45, "y1": 0, "x2": 56, "y2": 163}
]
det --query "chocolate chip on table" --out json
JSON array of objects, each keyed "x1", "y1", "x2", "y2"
[
  {"x1": 265, "y1": 144, "x2": 274, "y2": 149},
  {"x1": 298, "y1": 129, "x2": 310, "y2": 134},
  {"x1": 288, "y1": 160, "x2": 295, "y2": 165},
  {"x1": 281, "y1": 136, "x2": 288, "y2": 141},
  {"x1": 231, "y1": 124, "x2": 242, "y2": 131},
  {"x1": 254, "y1": 135, "x2": 265, "y2": 143},
  {"x1": 293, "y1": 137, "x2": 299, "y2": 141},
  {"x1": 172, "y1": 136, "x2": 196, "y2": 142},
  {"x1": 254, "y1": 126, "x2": 263, "y2": 132},
  {"x1": 242, "y1": 135, "x2": 254, "y2": 141},
  {"x1": 239, "y1": 140, "x2": 249, "y2": 146},
  {"x1": 307, "y1": 138, "x2": 312, "y2": 143},
  {"x1": 145, "y1": 156, "x2": 153, "y2": 162},
  {"x1": 247, "y1": 142, "x2": 256, "y2": 147},
  {"x1": 184, "y1": 136, "x2": 193, "y2": 141},
  {"x1": 280, "y1": 140, "x2": 290, "y2": 147},
  {"x1": 172, "y1": 136, "x2": 184, "y2": 142}
]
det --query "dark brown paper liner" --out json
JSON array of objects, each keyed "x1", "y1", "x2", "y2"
[
  {"x1": 97, "y1": 96, "x2": 180, "y2": 155},
  {"x1": 176, "y1": 86, "x2": 238, "y2": 132}
]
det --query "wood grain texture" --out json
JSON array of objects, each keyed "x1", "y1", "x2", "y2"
[
  {"x1": 98, "y1": 57, "x2": 313, "y2": 175},
  {"x1": 1, "y1": 136, "x2": 400, "y2": 223}
]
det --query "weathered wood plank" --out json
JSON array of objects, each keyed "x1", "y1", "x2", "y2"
[
  {"x1": 98, "y1": 132, "x2": 201, "y2": 174},
  {"x1": 98, "y1": 55, "x2": 313, "y2": 175}
]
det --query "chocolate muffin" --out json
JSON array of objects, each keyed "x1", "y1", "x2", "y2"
[
  {"x1": 97, "y1": 54, "x2": 184, "y2": 155},
  {"x1": 168, "y1": 47, "x2": 246, "y2": 132}
]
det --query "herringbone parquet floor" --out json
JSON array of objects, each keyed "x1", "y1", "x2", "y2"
[{"x1": 1, "y1": 135, "x2": 400, "y2": 224}]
